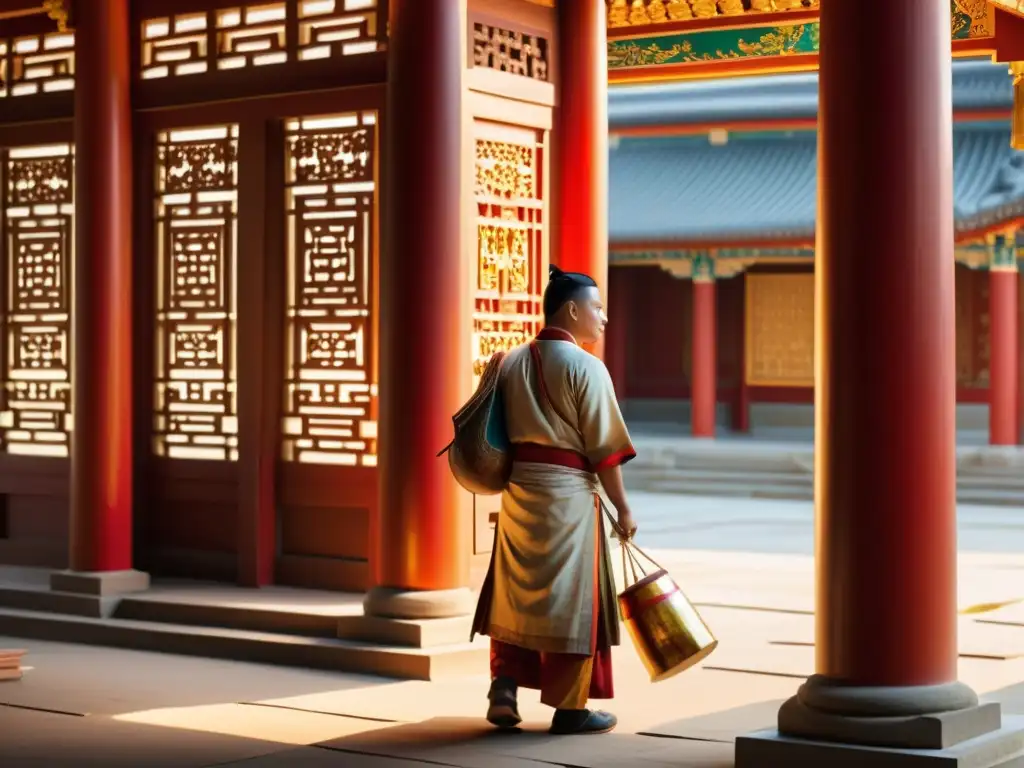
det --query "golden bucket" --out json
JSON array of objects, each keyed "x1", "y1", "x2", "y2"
[{"x1": 617, "y1": 544, "x2": 718, "y2": 683}]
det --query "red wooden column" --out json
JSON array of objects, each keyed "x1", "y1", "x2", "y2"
[
  {"x1": 690, "y1": 261, "x2": 717, "y2": 438},
  {"x1": 738, "y1": 0, "x2": 1007, "y2": 762},
  {"x1": 58, "y1": 0, "x2": 147, "y2": 595},
  {"x1": 988, "y1": 235, "x2": 1019, "y2": 446},
  {"x1": 554, "y1": 0, "x2": 608, "y2": 358},
  {"x1": 364, "y1": 0, "x2": 473, "y2": 620}
]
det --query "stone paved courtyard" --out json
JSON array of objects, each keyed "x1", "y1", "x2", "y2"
[{"x1": 1, "y1": 493, "x2": 1023, "y2": 767}]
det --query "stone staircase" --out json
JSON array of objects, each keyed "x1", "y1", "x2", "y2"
[
  {"x1": 625, "y1": 437, "x2": 1024, "y2": 507},
  {"x1": 0, "y1": 568, "x2": 487, "y2": 681}
]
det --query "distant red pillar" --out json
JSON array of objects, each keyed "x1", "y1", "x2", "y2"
[
  {"x1": 70, "y1": 0, "x2": 134, "y2": 573},
  {"x1": 732, "y1": 274, "x2": 750, "y2": 433},
  {"x1": 554, "y1": 0, "x2": 608, "y2": 358},
  {"x1": 366, "y1": 0, "x2": 471, "y2": 619},
  {"x1": 988, "y1": 241, "x2": 1019, "y2": 446},
  {"x1": 607, "y1": 267, "x2": 631, "y2": 399},
  {"x1": 691, "y1": 278, "x2": 717, "y2": 438},
  {"x1": 811, "y1": 0, "x2": 959, "y2": 690}
]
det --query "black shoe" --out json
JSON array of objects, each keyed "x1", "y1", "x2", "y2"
[
  {"x1": 549, "y1": 708, "x2": 617, "y2": 735},
  {"x1": 486, "y1": 676, "x2": 522, "y2": 729}
]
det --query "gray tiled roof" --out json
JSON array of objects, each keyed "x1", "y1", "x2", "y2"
[
  {"x1": 608, "y1": 59, "x2": 1011, "y2": 129},
  {"x1": 609, "y1": 125, "x2": 1024, "y2": 244}
]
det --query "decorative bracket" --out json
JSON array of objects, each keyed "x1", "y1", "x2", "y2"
[
  {"x1": 987, "y1": 231, "x2": 1020, "y2": 272},
  {"x1": 691, "y1": 250, "x2": 715, "y2": 282}
]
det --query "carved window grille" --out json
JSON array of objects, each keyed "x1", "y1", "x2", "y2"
[
  {"x1": 472, "y1": 122, "x2": 546, "y2": 388},
  {"x1": 472, "y1": 24, "x2": 548, "y2": 81},
  {"x1": 282, "y1": 112, "x2": 378, "y2": 466},
  {"x1": 140, "y1": 1, "x2": 382, "y2": 80},
  {"x1": 297, "y1": 0, "x2": 381, "y2": 60},
  {"x1": 0, "y1": 144, "x2": 74, "y2": 456},
  {"x1": 0, "y1": 31, "x2": 75, "y2": 98},
  {"x1": 153, "y1": 126, "x2": 239, "y2": 461}
]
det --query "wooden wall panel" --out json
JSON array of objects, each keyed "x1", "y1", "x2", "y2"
[
  {"x1": 717, "y1": 276, "x2": 743, "y2": 389},
  {"x1": 745, "y1": 272, "x2": 815, "y2": 388},
  {"x1": 624, "y1": 267, "x2": 689, "y2": 398},
  {"x1": 955, "y1": 264, "x2": 990, "y2": 393},
  {"x1": 134, "y1": 88, "x2": 384, "y2": 590}
]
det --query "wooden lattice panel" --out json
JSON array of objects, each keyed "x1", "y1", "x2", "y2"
[
  {"x1": 745, "y1": 272, "x2": 814, "y2": 387},
  {"x1": 472, "y1": 121, "x2": 546, "y2": 389},
  {"x1": 140, "y1": 0, "x2": 382, "y2": 80},
  {"x1": 0, "y1": 144, "x2": 74, "y2": 456},
  {"x1": 298, "y1": 0, "x2": 381, "y2": 60},
  {"x1": 153, "y1": 126, "x2": 239, "y2": 461},
  {"x1": 281, "y1": 112, "x2": 378, "y2": 466},
  {"x1": 472, "y1": 24, "x2": 548, "y2": 81},
  {"x1": 0, "y1": 31, "x2": 75, "y2": 98}
]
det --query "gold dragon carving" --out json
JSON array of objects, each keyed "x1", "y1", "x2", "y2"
[
  {"x1": 952, "y1": 0, "x2": 993, "y2": 38},
  {"x1": 609, "y1": 0, "x2": 820, "y2": 27}
]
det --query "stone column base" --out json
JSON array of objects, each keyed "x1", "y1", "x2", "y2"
[
  {"x1": 50, "y1": 569, "x2": 150, "y2": 597},
  {"x1": 736, "y1": 716, "x2": 1024, "y2": 767},
  {"x1": 363, "y1": 586, "x2": 475, "y2": 621},
  {"x1": 736, "y1": 676, "x2": 1024, "y2": 767}
]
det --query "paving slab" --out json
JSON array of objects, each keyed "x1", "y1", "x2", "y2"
[
  {"x1": 767, "y1": 615, "x2": 1024, "y2": 661},
  {"x1": 317, "y1": 717, "x2": 713, "y2": 768},
  {"x1": 216, "y1": 748, "x2": 436, "y2": 767},
  {"x1": 0, "y1": 706, "x2": 292, "y2": 768},
  {"x1": 114, "y1": 702, "x2": 384, "y2": 745},
  {"x1": 639, "y1": 699, "x2": 784, "y2": 744},
  {"x1": 0, "y1": 636, "x2": 376, "y2": 717}
]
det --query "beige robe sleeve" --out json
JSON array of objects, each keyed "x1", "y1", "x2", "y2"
[{"x1": 572, "y1": 355, "x2": 636, "y2": 472}]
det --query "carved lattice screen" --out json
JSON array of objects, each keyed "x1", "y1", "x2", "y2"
[
  {"x1": 153, "y1": 125, "x2": 239, "y2": 461},
  {"x1": 139, "y1": 1, "x2": 382, "y2": 80},
  {"x1": 472, "y1": 120, "x2": 546, "y2": 388},
  {"x1": 281, "y1": 112, "x2": 378, "y2": 466},
  {"x1": 0, "y1": 30, "x2": 75, "y2": 98},
  {"x1": 0, "y1": 144, "x2": 74, "y2": 456}
]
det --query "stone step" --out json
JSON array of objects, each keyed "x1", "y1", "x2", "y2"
[
  {"x1": 0, "y1": 606, "x2": 488, "y2": 682},
  {"x1": 629, "y1": 476, "x2": 1024, "y2": 506},
  {"x1": 632, "y1": 455, "x2": 809, "y2": 474},
  {"x1": 954, "y1": 473, "x2": 1024, "y2": 489},
  {"x1": 956, "y1": 488, "x2": 1024, "y2": 506},
  {"x1": 626, "y1": 466, "x2": 811, "y2": 483},
  {"x1": 626, "y1": 480, "x2": 813, "y2": 496},
  {"x1": 0, "y1": 585, "x2": 117, "y2": 619},
  {"x1": 114, "y1": 595, "x2": 343, "y2": 638},
  {"x1": 114, "y1": 594, "x2": 478, "y2": 649}
]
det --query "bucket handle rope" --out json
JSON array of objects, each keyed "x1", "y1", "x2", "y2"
[{"x1": 598, "y1": 496, "x2": 663, "y2": 590}]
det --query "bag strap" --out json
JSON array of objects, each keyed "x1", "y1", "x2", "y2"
[{"x1": 529, "y1": 339, "x2": 664, "y2": 577}]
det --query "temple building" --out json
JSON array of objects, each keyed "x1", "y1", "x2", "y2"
[
  {"x1": 1, "y1": 0, "x2": 1024, "y2": 764},
  {"x1": 605, "y1": 59, "x2": 1024, "y2": 445}
]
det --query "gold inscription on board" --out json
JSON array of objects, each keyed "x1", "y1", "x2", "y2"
[{"x1": 745, "y1": 273, "x2": 814, "y2": 387}]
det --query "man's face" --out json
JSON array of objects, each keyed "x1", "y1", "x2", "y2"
[{"x1": 567, "y1": 286, "x2": 607, "y2": 345}]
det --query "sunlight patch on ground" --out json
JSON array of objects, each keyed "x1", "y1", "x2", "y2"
[{"x1": 111, "y1": 702, "x2": 385, "y2": 745}]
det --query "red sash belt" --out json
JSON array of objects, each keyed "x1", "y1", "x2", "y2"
[{"x1": 512, "y1": 443, "x2": 594, "y2": 472}]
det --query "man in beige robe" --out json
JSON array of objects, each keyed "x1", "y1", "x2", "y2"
[{"x1": 471, "y1": 265, "x2": 637, "y2": 736}]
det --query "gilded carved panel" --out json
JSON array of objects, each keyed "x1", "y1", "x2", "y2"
[
  {"x1": 745, "y1": 272, "x2": 814, "y2": 387},
  {"x1": 471, "y1": 120, "x2": 547, "y2": 390}
]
